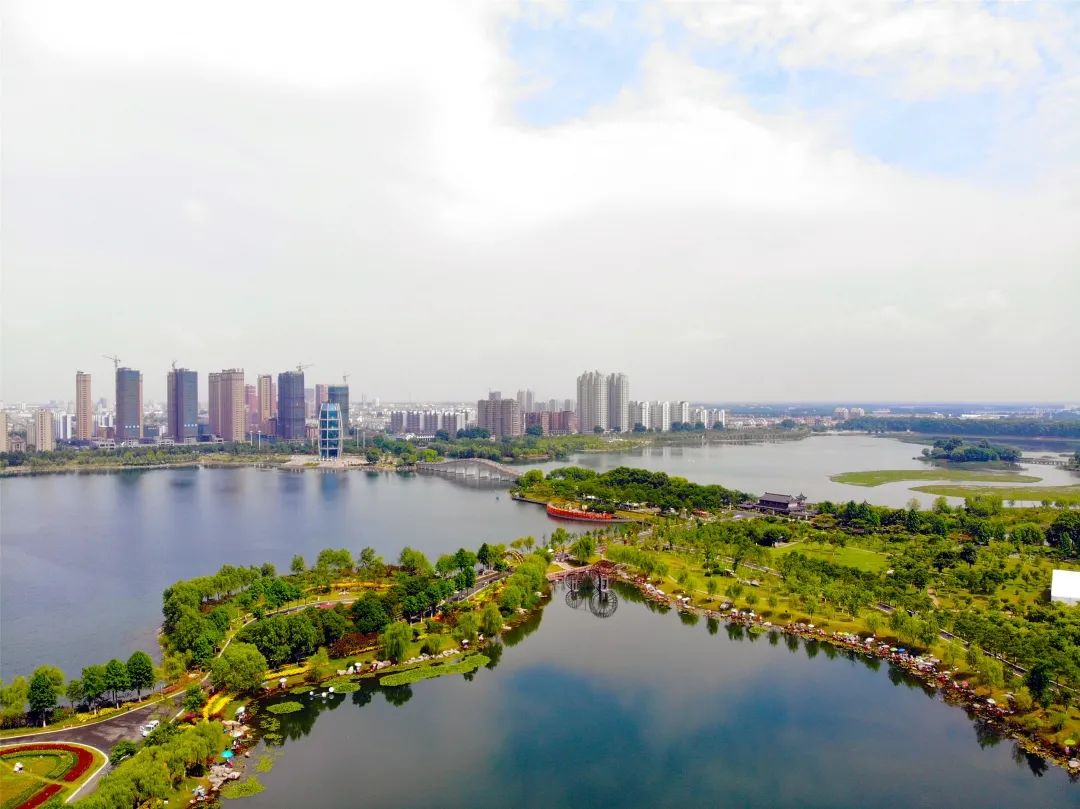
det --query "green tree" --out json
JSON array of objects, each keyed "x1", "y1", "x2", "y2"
[
  {"x1": 28, "y1": 669, "x2": 59, "y2": 725},
  {"x1": 398, "y1": 547, "x2": 433, "y2": 575},
  {"x1": 379, "y1": 622, "x2": 411, "y2": 662},
  {"x1": 571, "y1": 535, "x2": 596, "y2": 562},
  {"x1": 455, "y1": 611, "x2": 480, "y2": 641},
  {"x1": 308, "y1": 647, "x2": 332, "y2": 684},
  {"x1": 65, "y1": 678, "x2": 85, "y2": 710},
  {"x1": 126, "y1": 651, "x2": 155, "y2": 699},
  {"x1": 80, "y1": 665, "x2": 106, "y2": 712},
  {"x1": 109, "y1": 740, "x2": 138, "y2": 765},
  {"x1": 290, "y1": 554, "x2": 306, "y2": 575},
  {"x1": 182, "y1": 684, "x2": 207, "y2": 712},
  {"x1": 351, "y1": 593, "x2": 390, "y2": 634},
  {"x1": 481, "y1": 601, "x2": 503, "y2": 637},
  {"x1": 103, "y1": 659, "x2": 130, "y2": 707},
  {"x1": 210, "y1": 643, "x2": 268, "y2": 693},
  {"x1": 0, "y1": 675, "x2": 29, "y2": 716},
  {"x1": 1025, "y1": 662, "x2": 1055, "y2": 703},
  {"x1": 500, "y1": 585, "x2": 524, "y2": 613}
]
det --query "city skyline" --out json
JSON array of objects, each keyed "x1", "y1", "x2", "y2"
[{"x1": 3, "y1": 3, "x2": 1078, "y2": 404}]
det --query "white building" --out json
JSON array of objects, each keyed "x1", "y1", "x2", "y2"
[
  {"x1": 0, "y1": 411, "x2": 9, "y2": 452},
  {"x1": 53, "y1": 412, "x2": 76, "y2": 441},
  {"x1": 1050, "y1": 570, "x2": 1080, "y2": 606},
  {"x1": 606, "y1": 373, "x2": 630, "y2": 433},
  {"x1": 576, "y1": 371, "x2": 608, "y2": 433},
  {"x1": 650, "y1": 401, "x2": 671, "y2": 432}
]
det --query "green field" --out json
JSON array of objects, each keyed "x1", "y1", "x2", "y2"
[
  {"x1": 831, "y1": 469, "x2": 1041, "y2": 487},
  {"x1": 768, "y1": 542, "x2": 889, "y2": 573},
  {"x1": 909, "y1": 483, "x2": 1080, "y2": 504}
]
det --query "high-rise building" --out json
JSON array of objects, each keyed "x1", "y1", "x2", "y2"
[
  {"x1": 389, "y1": 410, "x2": 407, "y2": 433},
  {"x1": 516, "y1": 389, "x2": 535, "y2": 415},
  {"x1": 674, "y1": 401, "x2": 690, "y2": 426},
  {"x1": 318, "y1": 403, "x2": 343, "y2": 460},
  {"x1": 208, "y1": 369, "x2": 246, "y2": 441},
  {"x1": 0, "y1": 412, "x2": 9, "y2": 452},
  {"x1": 277, "y1": 371, "x2": 306, "y2": 440},
  {"x1": 167, "y1": 368, "x2": 199, "y2": 443},
  {"x1": 576, "y1": 371, "x2": 608, "y2": 433},
  {"x1": 631, "y1": 400, "x2": 651, "y2": 431},
  {"x1": 477, "y1": 391, "x2": 522, "y2": 437},
  {"x1": 115, "y1": 367, "x2": 144, "y2": 442},
  {"x1": 33, "y1": 410, "x2": 56, "y2": 451},
  {"x1": 305, "y1": 388, "x2": 316, "y2": 419},
  {"x1": 650, "y1": 401, "x2": 671, "y2": 432},
  {"x1": 315, "y1": 384, "x2": 329, "y2": 413},
  {"x1": 328, "y1": 384, "x2": 350, "y2": 430},
  {"x1": 245, "y1": 384, "x2": 259, "y2": 427},
  {"x1": 53, "y1": 413, "x2": 75, "y2": 441},
  {"x1": 257, "y1": 375, "x2": 274, "y2": 428},
  {"x1": 75, "y1": 371, "x2": 93, "y2": 440},
  {"x1": 606, "y1": 373, "x2": 630, "y2": 433}
]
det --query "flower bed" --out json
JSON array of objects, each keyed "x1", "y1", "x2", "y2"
[{"x1": 0, "y1": 743, "x2": 96, "y2": 809}]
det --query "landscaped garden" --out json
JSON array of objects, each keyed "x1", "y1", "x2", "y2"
[{"x1": 0, "y1": 743, "x2": 102, "y2": 809}]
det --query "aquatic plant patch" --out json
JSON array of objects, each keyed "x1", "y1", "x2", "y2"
[
  {"x1": 379, "y1": 655, "x2": 489, "y2": 687},
  {"x1": 265, "y1": 701, "x2": 304, "y2": 715},
  {"x1": 221, "y1": 775, "x2": 265, "y2": 799}
]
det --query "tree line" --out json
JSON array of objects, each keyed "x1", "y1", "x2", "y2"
[{"x1": 1, "y1": 651, "x2": 156, "y2": 728}]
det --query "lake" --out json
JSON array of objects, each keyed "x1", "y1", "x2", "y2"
[
  {"x1": 3, "y1": 435, "x2": 1076, "y2": 679},
  {"x1": 239, "y1": 583, "x2": 1078, "y2": 808}
]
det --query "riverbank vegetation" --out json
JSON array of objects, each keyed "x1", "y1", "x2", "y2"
[
  {"x1": 921, "y1": 438, "x2": 1022, "y2": 464},
  {"x1": 909, "y1": 484, "x2": 1080, "y2": 507},
  {"x1": 513, "y1": 466, "x2": 751, "y2": 513},
  {"x1": 831, "y1": 469, "x2": 1041, "y2": 487},
  {"x1": 838, "y1": 416, "x2": 1080, "y2": 440},
  {"x1": 0, "y1": 441, "x2": 292, "y2": 474}
]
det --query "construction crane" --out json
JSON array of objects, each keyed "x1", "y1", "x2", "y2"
[
  {"x1": 171, "y1": 360, "x2": 178, "y2": 372},
  {"x1": 103, "y1": 354, "x2": 122, "y2": 370},
  {"x1": 295, "y1": 362, "x2": 314, "y2": 374},
  {"x1": 342, "y1": 373, "x2": 350, "y2": 386}
]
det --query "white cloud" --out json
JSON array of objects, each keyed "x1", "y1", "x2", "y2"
[
  {"x1": 1, "y1": 0, "x2": 1077, "y2": 402},
  {"x1": 670, "y1": 1, "x2": 1075, "y2": 97}
]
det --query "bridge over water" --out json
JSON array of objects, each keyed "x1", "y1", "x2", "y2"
[{"x1": 414, "y1": 457, "x2": 521, "y2": 482}]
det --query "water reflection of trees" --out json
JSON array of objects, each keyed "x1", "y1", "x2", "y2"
[
  {"x1": 1011, "y1": 740, "x2": 1048, "y2": 777},
  {"x1": 503, "y1": 610, "x2": 543, "y2": 647}
]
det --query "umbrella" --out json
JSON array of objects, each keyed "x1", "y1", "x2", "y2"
[
  {"x1": 1064, "y1": 738, "x2": 1077, "y2": 746},
  {"x1": 221, "y1": 750, "x2": 234, "y2": 759}
]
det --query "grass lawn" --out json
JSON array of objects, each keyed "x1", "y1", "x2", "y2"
[
  {"x1": 830, "y1": 469, "x2": 1041, "y2": 487},
  {"x1": 769, "y1": 542, "x2": 890, "y2": 573},
  {"x1": 909, "y1": 483, "x2": 1080, "y2": 504}
]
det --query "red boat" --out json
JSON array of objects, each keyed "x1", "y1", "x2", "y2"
[{"x1": 546, "y1": 503, "x2": 614, "y2": 522}]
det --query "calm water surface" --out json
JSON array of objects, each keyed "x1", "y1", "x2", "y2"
[{"x1": 241, "y1": 585, "x2": 1078, "y2": 808}]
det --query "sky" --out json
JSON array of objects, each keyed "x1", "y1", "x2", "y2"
[{"x1": 2, "y1": 0, "x2": 1078, "y2": 404}]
